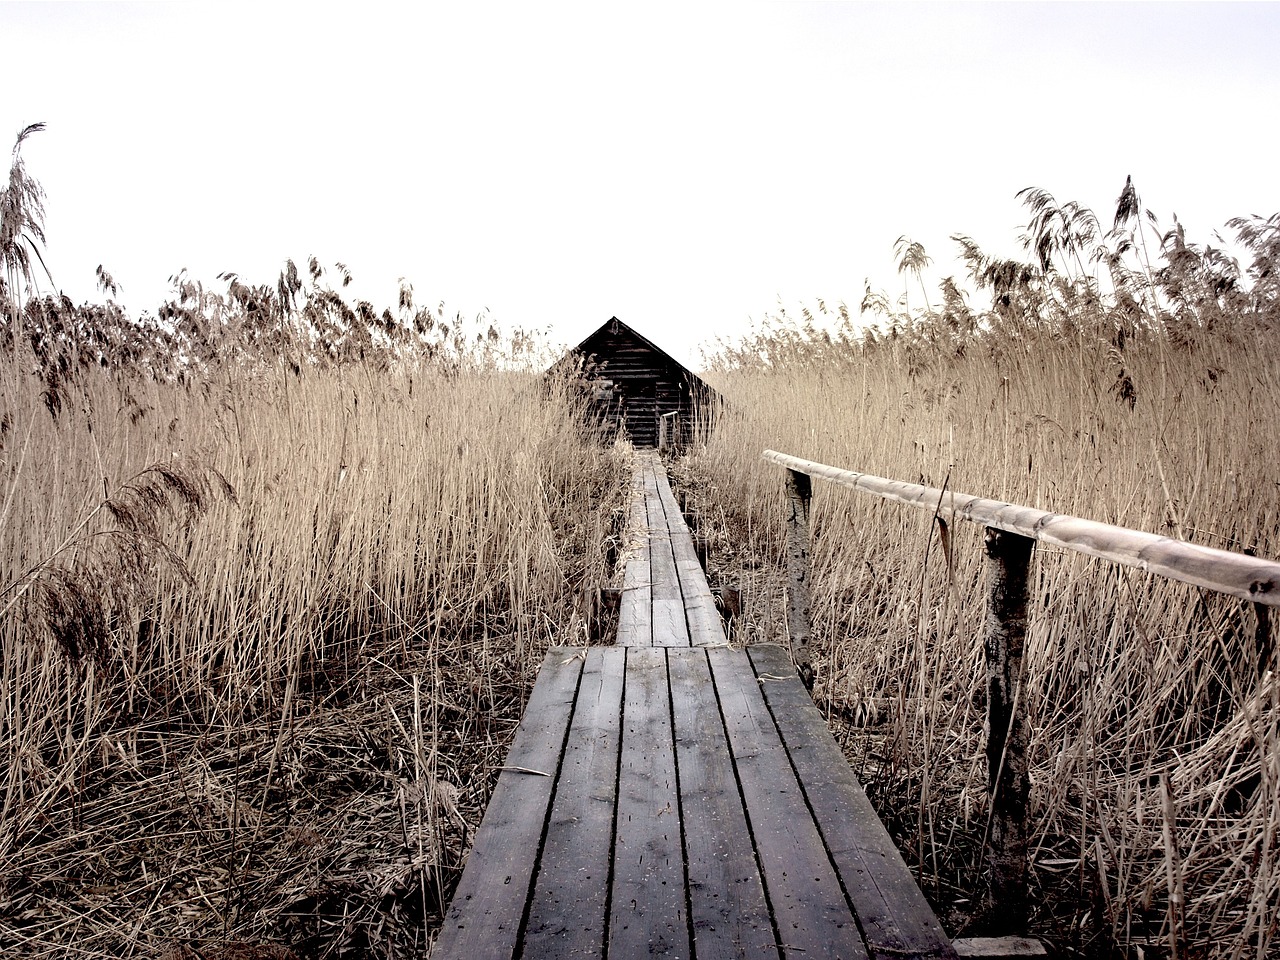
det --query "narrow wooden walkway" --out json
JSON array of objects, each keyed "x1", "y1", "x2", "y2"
[
  {"x1": 617, "y1": 452, "x2": 724, "y2": 647},
  {"x1": 434, "y1": 454, "x2": 955, "y2": 960}
]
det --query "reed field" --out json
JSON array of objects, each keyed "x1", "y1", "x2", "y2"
[
  {"x1": 5, "y1": 118, "x2": 1279, "y2": 958},
  {"x1": 680, "y1": 197, "x2": 1280, "y2": 958},
  {"x1": 0, "y1": 125, "x2": 643, "y2": 958},
  {"x1": 0, "y1": 295, "x2": 629, "y2": 954}
]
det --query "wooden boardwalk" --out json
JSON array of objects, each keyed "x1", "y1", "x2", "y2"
[
  {"x1": 617, "y1": 452, "x2": 725, "y2": 647},
  {"x1": 434, "y1": 454, "x2": 956, "y2": 960}
]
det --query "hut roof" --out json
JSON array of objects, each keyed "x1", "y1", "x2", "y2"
[{"x1": 549, "y1": 316, "x2": 718, "y2": 399}]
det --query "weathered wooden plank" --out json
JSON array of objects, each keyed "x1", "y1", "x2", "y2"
[
  {"x1": 617, "y1": 468, "x2": 653, "y2": 646},
  {"x1": 708, "y1": 647, "x2": 868, "y2": 960},
  {"x1": 433, "y1": 648, "x2": 585, "y2": 960},
  {"x1": 652, "y1": 461, "x2": 727, "y2": 647},
  {"x1": 748, "y1": 644, "x2": 958, "y2": 960},
  {"x1": 669, "y1": 649, "x2": 778, "y2": 960},
  {"x1": 609, "y1": 648, "x2": 689, "y2": 957},
  {"x1": 645, "y1": 459, "x2": 692, "y2": 647},
  {"x1": 523, "y1": 648, "x2": 625, "y2": 958}
]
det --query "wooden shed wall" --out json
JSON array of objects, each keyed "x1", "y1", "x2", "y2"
[{"x1": 573, "y1": 324, "x2": 711, "y2": 448}]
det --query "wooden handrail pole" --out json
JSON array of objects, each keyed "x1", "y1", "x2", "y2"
[
  {"x1": 1244, "y1": 548, "x2": 1275, "y2": 676},
  {"x1": 1255, "y1": 602, "x2": 1273, "y2": 677},
  {"x1": 784, "y1": 468, "x2": 815, "y2": 690},
  {"x1": 982, "y1": 527, "x2": 1034, "y2": 930}
]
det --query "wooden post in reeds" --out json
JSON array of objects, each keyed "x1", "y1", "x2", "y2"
[
  {"x1": 1255, "y1": 602, "x2": 1274, "y2": 676},
  {"x1": 783, "y1": 468, "x2": 815, "y2": 690},
  {"x1": 1244, "y1": 548, "x2": 1275, "y2": 676},
  {"x1": 982, "y1": 527, "x2": 1034, "y2": 930}
]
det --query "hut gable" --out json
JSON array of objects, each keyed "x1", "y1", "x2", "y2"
[{"x1": 551, "y1": 317, "x2": 718, "y2": 448}]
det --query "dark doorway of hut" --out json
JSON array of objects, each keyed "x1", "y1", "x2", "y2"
[{"x1": 627, "y1": 382, "x2": 656, "y2": 448}]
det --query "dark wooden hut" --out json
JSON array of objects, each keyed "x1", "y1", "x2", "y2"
[{"x1": 549, "y1": 317, "x2": 719, "y2": 448}]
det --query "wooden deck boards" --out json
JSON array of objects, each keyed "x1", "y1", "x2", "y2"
[
  {"x1": 432, "y1": 652, "x2": 582, "y2": 956},
  {"x1": 434, "y1": 646, "x2": 955, "y2": 960},
  {"x1": 616, "y1": 451, "x2": 725, "y2": 648},
  {"x1": 616, "y1": 469, "x2": 653, "y2": 647},
  {"x1": 667, "y1": 649, "x2": 773, "y2": 959},
  {"x1": 433, "y1": 454, "x2": 955, "y2": 960},
  {"x1": 610, "y1": 647, "x2": 685, "y2": 957},
  {"x1": 749, "y1": 645, "x2": 960, "y2": 959}
]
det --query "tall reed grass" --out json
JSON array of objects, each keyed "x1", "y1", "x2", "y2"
[
  {"x1": 0, "y1": 352, "x2": 627, "y2": 957},
  {"x1": 685, "y1": 320, "x2": 1279, "y2": 957}
]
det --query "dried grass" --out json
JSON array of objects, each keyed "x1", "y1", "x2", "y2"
[
  {"x1": 680, "y1": 322, "x2": 1280, "y2": 957},
  {"x1": 0, "y1": 357, "x2": 629, "y2": 958}
]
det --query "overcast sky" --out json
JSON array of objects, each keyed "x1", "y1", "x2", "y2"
[{"x1": 4, "y1": 2, "x2": 1278, "y2": 366}]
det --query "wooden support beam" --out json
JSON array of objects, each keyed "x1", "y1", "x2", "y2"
[
  {"x1": 1256, "y1": 600, "x2": 1274, "y2": 676},
  {"x1": 1245, "y1": 549, "x2": 1275, "y2": 675},
  {"x1": 783, "y1": 468, "x2": 815, "y2": 690},
  {"x1": 982, "y1": 528, "x2": 1033, "y2": 931}
]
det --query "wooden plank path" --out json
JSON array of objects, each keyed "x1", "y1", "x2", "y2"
[
  {"x1": 434, "y1": 454, "x2": 956, "y2": 960},
  {"x1": 617, "y1": 452, "x2": 724, "y2": 647}
]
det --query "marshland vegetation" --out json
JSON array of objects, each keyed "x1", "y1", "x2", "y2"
[
  {"x1": 685, "y1": 182, "x2": 1280, "y2": 957},
  {"x1": 2, "y1": 126, "x2": 628, "y2": 958},
  {"x1": 3, "y1": 117, "x2": 1278, "y2": 958}
]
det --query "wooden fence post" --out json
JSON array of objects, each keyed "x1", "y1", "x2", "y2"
[
  {"x1": 1256, "y1": 602, "x2": 1274, "y2": 677},
  {"x1": 784, "y1": 468, "x2": 815, "y2": 690},
  {"x1": 1245, "y1": 548, "x2": 1275, "y2": 676},
  {"x1": 982, "y1": 527, "x2": 1034, "y2": 930}
]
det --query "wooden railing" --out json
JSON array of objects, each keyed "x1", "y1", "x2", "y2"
[
  {"x1": 658, "y1": 410, "x2": 680, "y2": 452},
  {"x1": 763, "y1": 449, "x2": 1280, "y2": 930}
]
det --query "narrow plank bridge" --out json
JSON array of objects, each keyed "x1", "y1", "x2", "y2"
[{"x1": 434, "y1": 453, "x2": 955, "y2": 960}]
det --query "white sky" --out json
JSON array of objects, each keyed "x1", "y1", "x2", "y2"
[{"x1": 4, "y1": 1, "x2": 1279, "y2": 366}]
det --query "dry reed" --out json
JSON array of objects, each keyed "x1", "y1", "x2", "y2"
[
  {"x1": 680, "y1": 322, "x2": 1279, "y2": 957},
  {"x1": 0, "y1": 354, "x2": 628, "y2": 958}
]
